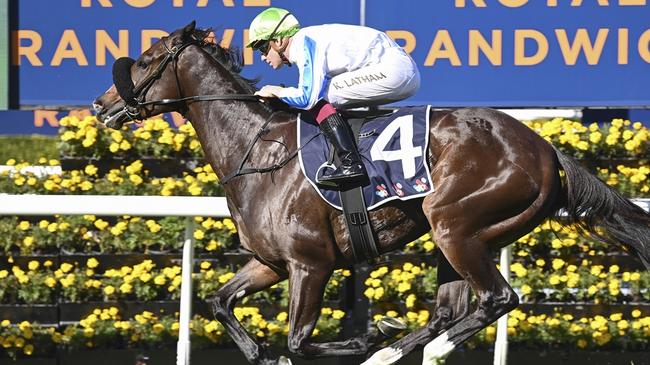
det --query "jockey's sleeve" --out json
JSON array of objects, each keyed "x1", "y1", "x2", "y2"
[{"x1": 277, "y1": 36, "x2": 328, "y2": 110}]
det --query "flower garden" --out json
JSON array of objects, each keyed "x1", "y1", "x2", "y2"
[{"x1": 0, "y1": 116, "x2": 649, "y2": 363}]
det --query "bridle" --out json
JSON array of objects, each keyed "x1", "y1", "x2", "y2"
[
  {"x1": 109, "y1": 34, "x2": 316, "y2": 185},
  {"x1": 113, "y1": 36, "x2": 260, "y2": 123}
]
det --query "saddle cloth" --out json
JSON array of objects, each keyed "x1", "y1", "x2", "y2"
[{"x1": 298, "y1": 105, "x2": 434, "y2": 210}]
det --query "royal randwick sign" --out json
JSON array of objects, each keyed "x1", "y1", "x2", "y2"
[{"x1": 11, "y1": 0, "x2": 650, "y2": 107}]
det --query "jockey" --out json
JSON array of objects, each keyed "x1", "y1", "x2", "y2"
[{"x1": 247, "y1": 7, "x2": 421, "y2": 186}]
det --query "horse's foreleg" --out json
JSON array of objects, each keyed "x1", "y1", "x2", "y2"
[
  {"x1": 284, "y1": 262, "x2": 387, "y2": 360},
  {"x1": 210, "y1": 258, "x2": 286, "y2": 365}
]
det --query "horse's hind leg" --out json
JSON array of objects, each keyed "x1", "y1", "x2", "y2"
[
  {"x1": 210, "y1": 258, "x2": 286, "y2": 365},
  {"x1": 417, "y1": 154, "x2": 557, "y2": 363},
  {"x1": 360, "y1": 255, "x2": 473, "y2": 365},
  {"x1": 429, "y1": 253, "x2": 473, "y2": 332},
  {"x1": 365, "y1": 146, "x2": 557, "y2": 364},
  {"x1": 420, "y1": 234, "x2": 519, "y2": 364}
]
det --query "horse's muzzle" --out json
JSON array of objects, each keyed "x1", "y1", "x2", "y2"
[{"x1": 96, "y1": 104, "x2": 127, "y2": 129}]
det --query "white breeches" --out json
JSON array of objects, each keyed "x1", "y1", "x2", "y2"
[{"x1": 326, "y1": 48, "x2": 421, "y2": 109}]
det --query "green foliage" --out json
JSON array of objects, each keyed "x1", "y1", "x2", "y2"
[{"x1": 0, "y1": 135, "x2": 58, "y2": 164}]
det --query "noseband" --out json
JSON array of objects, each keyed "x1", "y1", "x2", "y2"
[{"x1": 112, "y1": 37, "x2": 259, "y2": 122}]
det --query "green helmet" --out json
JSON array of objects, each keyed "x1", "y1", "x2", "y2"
[{"x1": 246, "y1": 7, "x2": 300, "y2": 48}]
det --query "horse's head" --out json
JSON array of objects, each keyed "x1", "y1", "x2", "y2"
[{"x1": 93, "y1": 21, "x2": 203, "y2": 129}]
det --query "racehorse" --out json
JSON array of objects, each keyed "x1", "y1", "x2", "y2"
[{"x1": 93, "y1": 22, "x2": 650, "y2": 365}]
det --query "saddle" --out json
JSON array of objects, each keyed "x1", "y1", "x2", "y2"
[{"x1": 298, "y1": 105, "x2": 434, "y2": 263}]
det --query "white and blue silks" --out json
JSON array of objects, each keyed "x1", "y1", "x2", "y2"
[{"x1": 276, "y1": 24, "x2": 420, "y2": 110}]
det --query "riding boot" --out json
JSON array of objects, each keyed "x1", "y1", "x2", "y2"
[{"x1": 318, "y1": 112, "x2": 368, "y2": 185}]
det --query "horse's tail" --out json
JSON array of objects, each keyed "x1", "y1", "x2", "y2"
[{"x1": 554, "y1": 148, "x2": 650, "y2": 270}]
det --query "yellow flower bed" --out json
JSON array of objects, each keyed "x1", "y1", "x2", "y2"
[
  {"x1": 59, "y1": 117, "x2": 203, "y2": 159},
  {"x1": 0, "y1": 260, "x2": 347, "y2": 305},
  {"x1": 0, "y1": 307, "x2": 344, "y2": 358},
  {"x1": 524, "y1": 118, "x2": 650, "y2": 159},
  {"x1": 0, "y1": 214, "x2": 238, "y2": 255},
  {"x1": 370, "y1": 309, "x2": 650, "y2": 349},
  {"x1": 0, "y1": 159, "x2": 222, "y2": 196}
]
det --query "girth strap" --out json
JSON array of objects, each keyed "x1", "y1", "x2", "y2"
[
  {"x1": 337, "y1": 117, "x2": 381, "y2": 264},
  {"x1": 339, "y1": 186, "x2": 380, "y2": 264}
]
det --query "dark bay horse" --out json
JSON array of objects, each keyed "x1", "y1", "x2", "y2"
[{"x1": 93, "y1": 22, "x2": 650, "y2": 365}]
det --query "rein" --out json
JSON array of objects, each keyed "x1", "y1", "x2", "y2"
[
  {"x1": 220, "y1": 111, "x2": 321, "y2": 185},
  {"x1": 138, "y1": 94, "x2": 261, "y2": 107},
  {"x1": 111, "y1": 36, "x2": 319, "y2": 186},
  {"x1": 220, "y1": 111, "x2": 285, "y2": 185}
]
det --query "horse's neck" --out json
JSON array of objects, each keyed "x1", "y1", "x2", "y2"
[{"x1": 181, "y1": 55, "x2": 279, "y2": 197}]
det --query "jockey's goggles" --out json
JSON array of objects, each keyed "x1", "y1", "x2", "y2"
[{"x1": 253, "y1": 40, "x2": 271, "y2": 56}]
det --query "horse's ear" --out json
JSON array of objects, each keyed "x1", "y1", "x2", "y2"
[{"x1": 182, "y1": 21, "x2": 196, "y2": 40}]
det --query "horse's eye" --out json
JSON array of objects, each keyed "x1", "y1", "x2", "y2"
[{"x1": 136, "y1": 60, "x2": 147, "y2": 69}]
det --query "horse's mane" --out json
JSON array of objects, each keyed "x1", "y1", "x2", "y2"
[
  {"x1": 192, "y1": 28, "x2": 259, "y2": 94},
  {"x1": 186, "y1": 28, "x2": 298, "y2": 115}
]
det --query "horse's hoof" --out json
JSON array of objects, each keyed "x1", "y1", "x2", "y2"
[
  {"x1": 278, "y1": 355, "x2": 293, "y2": 365},
  {"x1": 377, "y1": 316, "x2": 407, "y2": 337}
]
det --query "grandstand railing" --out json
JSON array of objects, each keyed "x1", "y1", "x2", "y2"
[{"x1": 0, "y1": 194, "x2": 647, "y2": 365}]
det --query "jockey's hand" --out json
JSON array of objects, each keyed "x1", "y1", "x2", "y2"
[{"x1": 255, "y1": 85, "x2": 283, "y2": 99}]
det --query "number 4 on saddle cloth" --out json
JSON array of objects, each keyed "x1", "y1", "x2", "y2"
[{"x1": 298, "y1": 105, "x2": 434, "y2": 210}]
